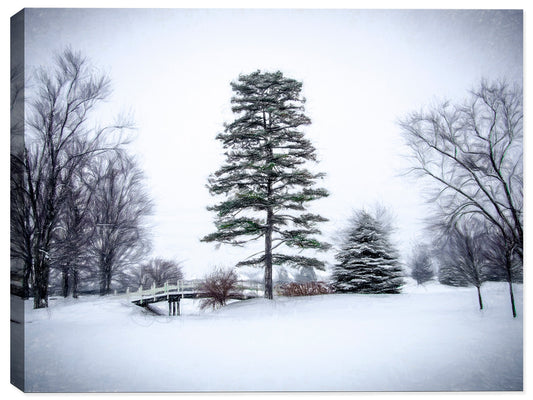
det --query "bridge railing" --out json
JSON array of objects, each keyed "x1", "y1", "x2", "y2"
[{"x1": 123, "y1": 279, "x2": 264, "y2": 302}]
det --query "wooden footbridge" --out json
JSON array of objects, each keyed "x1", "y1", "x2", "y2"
[{"x1": 128, "y1": 280, "x2": 263, "y2": 316}]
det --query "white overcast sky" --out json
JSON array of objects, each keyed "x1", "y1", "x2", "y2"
[{"x1": 21, "y1": 6, "x2": 523, "y2": 278}]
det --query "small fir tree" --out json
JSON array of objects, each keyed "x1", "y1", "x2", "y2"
[
  {"x1": 332, "y1": 209, "x2": 404, "y2": 294},
  {"x1": 410, "y1": 244, "x2": 434, "y2": 285}
]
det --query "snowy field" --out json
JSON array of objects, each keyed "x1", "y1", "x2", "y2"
[{"x1": 19, "y1": 281, "x2": 522, "y2": 392}]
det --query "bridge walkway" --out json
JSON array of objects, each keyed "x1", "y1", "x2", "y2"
[{"x1": 127, "y1": 280, "x2": 263, "y2": 316}]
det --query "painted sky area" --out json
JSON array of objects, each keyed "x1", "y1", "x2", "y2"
[{"x1": 23, "y1": 9, "x2": 523, "y2": 278}]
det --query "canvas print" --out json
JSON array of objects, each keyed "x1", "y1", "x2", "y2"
[{"x1": 10, "y1": 8, "x2": 523, "y2": 392}]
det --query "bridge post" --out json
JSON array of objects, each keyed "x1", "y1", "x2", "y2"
[
  {"x1": 168, "y1": 297, "x2": 181, "y2": 316},
  {"x1": 138, "y1": 286, "x2": 143, "y2": 305}
]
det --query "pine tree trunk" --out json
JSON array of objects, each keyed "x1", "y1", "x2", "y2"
[
  {"x1": 264, "y1": 207, "x2": 274, "y2": 300},
  {"x1": 264, "y1": 133, "x2": 274, "y2": 300}
]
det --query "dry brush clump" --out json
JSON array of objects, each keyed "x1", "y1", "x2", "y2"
[
  {"x1": 198, "y1": 268, "x2": 240, "y2": 310},
  {"x1": 278, "y1": 281, "x2": 333, "y2": 297}
]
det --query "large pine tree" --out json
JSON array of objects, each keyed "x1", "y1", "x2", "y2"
[
  {"x1": 332, "y1": 210, "x2": 404, "y2": 294},
  {"x1": 202, "y1": 71, "x2": 329, "y2": 299}
]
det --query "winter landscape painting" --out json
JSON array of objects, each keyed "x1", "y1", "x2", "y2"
[{"x1": 10, "y1": 8, "x2": 523, "y2": 393}]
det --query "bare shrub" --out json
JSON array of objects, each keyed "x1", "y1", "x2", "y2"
[
  {"x1": 198, "y1": 268, "x2": 239, "y2": 310},
  {"x1": 278, "y1": 281, "x2": 333, "y2": 297}
]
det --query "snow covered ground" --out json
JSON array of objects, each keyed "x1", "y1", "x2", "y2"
[{"x1": 20, "y1": 280, "x2": 522, "y2": 392}]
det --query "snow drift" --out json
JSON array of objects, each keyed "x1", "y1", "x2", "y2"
[{"x1": 21, "y1": 281, "x2": 522, "y2": 392}]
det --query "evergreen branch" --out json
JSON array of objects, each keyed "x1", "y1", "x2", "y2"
[{"x1": 271, "y1": 254, "x2": 326, "y2": 270}]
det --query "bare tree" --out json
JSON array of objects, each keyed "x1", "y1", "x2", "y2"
[
  {"x1": 483, "y1": 230, "x2": 522, "y2": 281},
  {"x1": 400, "y1": 80, "x2": 522, "y2": 316},
  {"x1": 49, "y1": 162, "x2": 97, "y2": 298},
  {"x1": 123, "y1": 263, "x2": 151, "y2": 291},
  {"x1": 87, "y1": 152, "x2": 153, "y2": 295},
  {"x1": 482, "y1": 228, "x2": 522, "y2": 317},
  {"x1": 140, "y1": 258, "x2": 184, "y2": 288},
  {"x1": 400, "y1": 81, "x2": 522, "y2": 258},
  {"x1": 435, "y1": 221, "x2": 489, "y2": 310},
  {"x1": 16, "y1": 48, "x2": 132, "y2": 308},
  {"x1": 10, "y1": 173, "x2": 33, "y2": 298},
  {"x1": 10, "y1": 63, "x2": 30, "y2": 298}
]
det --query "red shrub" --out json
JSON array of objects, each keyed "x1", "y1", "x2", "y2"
[
  {"x1": 198, "y1": 268, "x2": 239, "y2": 310},
  {"x1": 278, "y1": 281, "x2": 333, "y2": 297}
]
